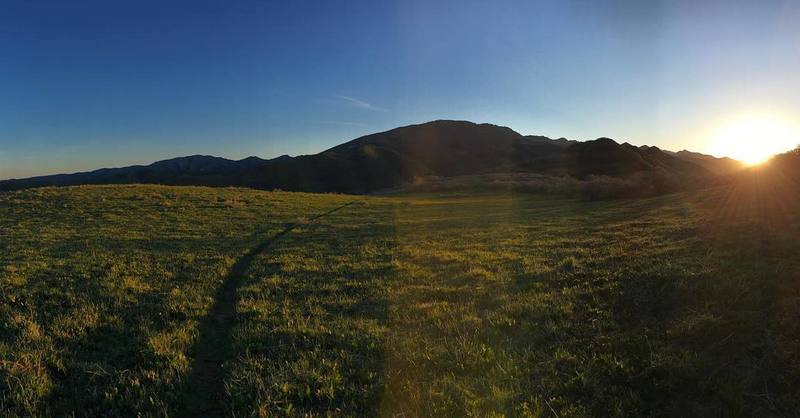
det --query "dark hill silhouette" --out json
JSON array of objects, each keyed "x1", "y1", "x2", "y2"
[
  {"x1": 566, "y1": 138, "x2": 650, "y2": 178},
  {"x1": 526, "y1": 135, "x2": 576, "y2": 148},
  {"x1": 0, "y1": 155, "x2": 273, "y2": 190},
  {"x1": 248, "y1": 120, "x2": 567, "y2": 192},
  {"x1": 0, "y1": 120, "x2": 739, "y2": 193},
  {"x1": 758, "y1": 146, "x2": 800, "y2": 184},
  {"x1": 666, "y1": 150, "x2": 744, "y2": 175}
]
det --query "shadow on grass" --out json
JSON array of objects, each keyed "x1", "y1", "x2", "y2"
[
  {"x1": 179, "y1": 200, "x2": 360, "y2": 417},
  {"x1": 40, "y1": 270, "x2": 175, "y2": 416}
]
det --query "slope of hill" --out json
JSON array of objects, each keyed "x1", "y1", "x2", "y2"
[
  {"x1": 3, "y1": 185, "x2": 798, "y2": 415},
  {"x1": 668, "y1": 150, "x2": 744, "y2": 175},
  {"x1": 0, "y1": 120, "x2": 738, "y2": 193},
  {"x1": 248, "y1": 120, "x2": 568, "y2": 192},
  {"x1": 0, "y1": 155, "x2": 274, "y2": 190},
  {"x1": 244, "y1": 121, "x2": 718, "y2": 193},
  {"x1": 772, "y1": 146, "x2": 800, "y2": 175},
  {"x1": 525, "y1": 134, "x2": 577, "y2": 148}
]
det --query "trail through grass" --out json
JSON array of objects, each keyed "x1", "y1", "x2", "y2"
[
  {"x1": 1, "y1": 185, "x2": 798, "y2": 416},
  {"x1": 180, "y1": 200, "x2": 361, "y2": 416}
]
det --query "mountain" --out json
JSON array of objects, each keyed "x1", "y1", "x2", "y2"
[
  {"x1": 667, "y1": 150, "x2": 744, "y2": 175},
  {"x1": 0, "y1": 155, "x2": 273, "y2": 190},
  {"x1": 526, "y1": 135, "x2": 576, "y2": 148},
  {"x1": 564, "y1": 140, "x2": 707, "y2": 179},
  {"x1": 248, "y1": 120, "x2": 566, "y2": 192},
  {"x1": 246, "y1": 121, "x2": 720, "y2": 193},
  {"x1": 0, "y1": 120, "x2": 739, "y2": 193}
]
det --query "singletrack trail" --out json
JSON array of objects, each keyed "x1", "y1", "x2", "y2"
[{"x1": 179, "y1": 200, "x2": 361, "y2": 417}]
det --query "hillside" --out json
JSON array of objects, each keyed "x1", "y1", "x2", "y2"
[
  {"x1": 2, "y1": 184, "x2": 799, "y2": 415},
  {"x1": 0, "y1": 155, "x2": 276, "y2": 190},
  {"x1": 0, "y1": 120, "x2": 737, "y2": 193},
  {"x1": 768, "y1": 146, "x2": 800, "y2": 179},
  {"x1": 666, "y1": 149, "x2": 744, "y2": 174}
]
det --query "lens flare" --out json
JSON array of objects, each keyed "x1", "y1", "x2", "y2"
[{"x1": 708, "y1": 115, "x2": 799, "y2": 165}]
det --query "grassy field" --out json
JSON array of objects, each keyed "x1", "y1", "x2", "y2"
[{"x1": 1, "y1": 184, "x2": 799, "y2": 416}]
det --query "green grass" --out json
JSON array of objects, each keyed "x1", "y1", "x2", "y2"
[{"x1": 1, "y1": 185, "x2": 798, "y2": 416}]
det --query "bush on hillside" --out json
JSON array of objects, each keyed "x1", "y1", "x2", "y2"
[
  {"x1": 577, "y1": 171, "x2": 689, "y2": 200},
  {"x1": 397, "y1": 171, "x2": 700, "y2": 200}
]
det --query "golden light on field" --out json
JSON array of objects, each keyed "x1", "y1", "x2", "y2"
[{"x1": 708, "y1": 115, "x2": 800, "y2": 166}]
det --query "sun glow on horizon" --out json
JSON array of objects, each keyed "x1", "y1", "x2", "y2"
[{"x1": 708, "y1": 115, "x2": 800, "y2": 166}]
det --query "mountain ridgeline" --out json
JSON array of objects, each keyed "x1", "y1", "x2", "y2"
[{"x1": 0, "y1": 120, "x2": 743, "y2": 195}]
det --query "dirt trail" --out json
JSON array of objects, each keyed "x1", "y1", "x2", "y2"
[{"x1": 179, "y1": 200, "x2": 360, "y2": 417}]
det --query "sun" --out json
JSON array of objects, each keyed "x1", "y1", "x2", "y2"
[{"x1": 708, "y1": 115, "x2": 800, "y2": 166}]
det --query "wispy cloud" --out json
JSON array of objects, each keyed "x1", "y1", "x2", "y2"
[
  {"x1": 313, "y1": 120, "x2": 368, "y2": 128},
  {"x1": 332, "y1": 95, "x2": 387, "y2": 112}
]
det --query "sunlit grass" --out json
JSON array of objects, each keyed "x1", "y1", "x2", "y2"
[{"x1": 1, "y1": 185, "x2": 798, "y2": 416}]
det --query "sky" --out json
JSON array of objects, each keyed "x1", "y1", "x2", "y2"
[{"x1": 2, "y1": 0, "x2": 800, "y2": 179}]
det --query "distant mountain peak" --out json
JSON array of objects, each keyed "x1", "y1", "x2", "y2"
[
  {"x1": 593, "y1": 137, "x2": 619, "y2": 144},
  {"x1": 0, "y1": 120, "x2": 745, "y2": 192}
]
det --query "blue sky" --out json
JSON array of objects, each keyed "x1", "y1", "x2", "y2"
[{"x1": 2, "y1": 0, "x2": 799, "y2": 179}]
